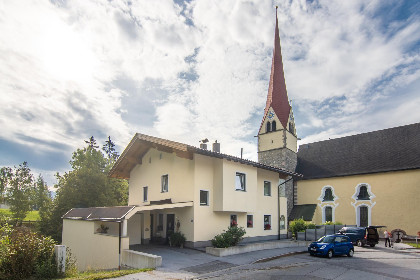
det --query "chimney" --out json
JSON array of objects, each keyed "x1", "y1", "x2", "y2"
[
  {"x1": 212, "y1": 140, "x2": 220, "y2": 153},
  {"x1": 200, "y1": 143, "x2": 207, "y2": 150}
]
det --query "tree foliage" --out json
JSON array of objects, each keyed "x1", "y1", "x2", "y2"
[
  {"x1": 40, "y1": 136, "x2": 128, "y2": 241},
  {"x1": 1, "y1": 162, "x2": 34, "y2": 222}
]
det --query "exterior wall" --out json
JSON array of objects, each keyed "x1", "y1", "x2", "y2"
[
  {"x1": 296, "y1": 169, "x2": 420, "y2": 235},
  {"x1": 62, "y1": 219, "x2": 129, "y2": 271},
  {"x1": 258, "y1": 148, "x2": 297, "y2": 216},
  {"x1": 193, "y1": 155, "x2": 287, "y2": 244},
  {"x1": 128, "y1": 148, "x2": 195, "y2": 205},
  {"x1": 128, "y1": 213, "x2": 142, "y2": 245}
]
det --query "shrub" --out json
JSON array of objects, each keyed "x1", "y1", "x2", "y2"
[
  {"x1": 211, "y1": 226, "x2": 246, "y2": 248},
  {"x1": 322, "y1": 221, "x2": 343, "y2": 225},
  {"x1": 0, "y1": 223, "x2": 75, "y2": 279},
  {"x1": 169, "y1": 232, "x2": 186, "y2": 247},
  {"x1": 306, "y1": 222, "x2": 316, "y2": 229},
  {"x1": 289, "y1": 218, "x2": 307, "y2": 237}
]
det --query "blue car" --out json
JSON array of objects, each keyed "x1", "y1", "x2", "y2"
[{"x1": 308, "y1": 234, "x2": 354, "y2": 258}]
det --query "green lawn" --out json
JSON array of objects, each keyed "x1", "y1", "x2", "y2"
[
  {"x1": 404, "y1": 242, "x2": 420, "y2": 248},
  {"x1": 61, "y1": 268, "x2": 153, "y2": 280},
  {"x1": 0, "y1": 209, "x2": 40, "y2": 221}
]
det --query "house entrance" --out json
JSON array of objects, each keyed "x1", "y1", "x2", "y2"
[
  {"x1": 360, "y1": 206, "x2": 368, "y2": 227},
  {"x1": 166, "y1": 214, "x2": 175, "y2": 239}
]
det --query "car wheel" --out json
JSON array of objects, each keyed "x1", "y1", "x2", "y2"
[
  {"x1": 327, "y1": 250, "x2": 333, "y2": 259},
  {"x1": 310, "y1": 252, "x2": 315, "y2": 256},
  {"x1": 370, "y1": 244, "x2": 375, "y2": 247},
  {"x1": 356, "y1": 240, "x2": 363, "y2": 247},
  {"x1": 347, "y1": 249, "x2": 354, "y2": 257}
]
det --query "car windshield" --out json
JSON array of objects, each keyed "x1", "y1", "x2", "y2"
[{"x1": 318, "y1": 236, "x2": 335, "y2": 243}]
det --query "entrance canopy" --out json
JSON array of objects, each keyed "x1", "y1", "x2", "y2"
[{"x1": 62, "y1": 201, "x2": 193, "y2": 221}]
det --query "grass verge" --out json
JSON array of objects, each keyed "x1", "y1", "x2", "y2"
[
  {"x1": 61, "y1": 268, "x2": 153, "y2": 280},
  {"x1": 404, "y1": 242, "x2": 420, "y2": 248},
  {"x1": 0, "y1": 209, "x2": 40, "y2": 221}
]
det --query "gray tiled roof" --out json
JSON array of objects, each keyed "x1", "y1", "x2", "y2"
[
  {"x1": 289, "y1": 204, "x2": 317, "y2": 221},
  {"x1": 62, "y1": 206, "x2": 135, "y2": 221},
  {"x1": 296, "y1": 123, "x2": 420, "y2": 179}
]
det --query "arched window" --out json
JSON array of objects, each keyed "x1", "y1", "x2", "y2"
[
  {"x1": 266, "y1": 122, "x2": 271, "y2": 133},
  {"x1": 323, "y1": 188, "x2": 334, "y2": 201},
  {"x1": 357, "y1": 185, "x2": 370, "y2": 200},
  {"x1": 325, "y1": 206, "x2": 333, "y2": 222},
  {"x1": 271, "y1": 121, "x2": 276, "y2": 131}
]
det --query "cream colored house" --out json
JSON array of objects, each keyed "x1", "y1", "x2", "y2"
[{"x1": 62, "y1": 134, "x2": 300, "y2": 270}]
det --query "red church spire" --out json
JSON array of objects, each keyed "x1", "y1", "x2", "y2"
[{"x1": 263, "y1": 6, "x2": 291, "y2": 129}]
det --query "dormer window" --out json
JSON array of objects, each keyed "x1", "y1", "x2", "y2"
[
  {"x1": 266, "y1": 122, "x2": 271, "y2": 133},
  {"x1": 271, "y1": 121, "x2": 276, "y2": 131},
  {"x1": 323, "y1": 188, "x2": 334, "y2": 201},
  {"x1": 357, "y1": 185, "x2": 370, "y2": 200}
]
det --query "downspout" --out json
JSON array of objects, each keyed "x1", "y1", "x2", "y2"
[
  {"x1": 118, "y1": 221, "x2": 121, "y2": 271},
  {"x1": 278, "y1": 177, "x2": 293, "y2": 240}
]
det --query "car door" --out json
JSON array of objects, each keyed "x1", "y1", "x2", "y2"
[{"x1": 334, "y1": 236, "x2": 344, "y2": 254}]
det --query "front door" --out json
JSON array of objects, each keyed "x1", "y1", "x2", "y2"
[
  {"x1": 166, "y1": 214, "x2": 175, "y2": 240},
  {"x1": 360, "y1": 206, "x2": 368, "y2": 227},
  {"x1": 150, "y1": 214, "x2": 154, "y2": 242}
]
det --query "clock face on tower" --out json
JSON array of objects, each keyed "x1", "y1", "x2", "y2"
[{"x1": 268, "y1": 111, "x2": 275, "y2": 120}]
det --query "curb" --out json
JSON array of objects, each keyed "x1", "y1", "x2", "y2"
[{"x1": 252, "y1": 250, "x2": 307, "y2": 263}]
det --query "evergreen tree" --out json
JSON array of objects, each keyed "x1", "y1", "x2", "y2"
[
  {"x1": 103, "y1": 136, "x2": 119, "y2": 162},
  {"x1": 32, "y1": 175, "x2": 51, "y2": 211},
  {"x1": 40, "y1": 137, "x2": 128, "y2": 241},
  {"x1": 4, "y1": 162, "x2": 34, "y2": 221}
]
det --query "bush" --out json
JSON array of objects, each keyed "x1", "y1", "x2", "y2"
[
  {"x1": 323, "y1": 221, "x2": 343, "y2": 225},
  {"x1": 0, "y1": 223, "x2": 76, "y2": 279},
  {"x1": 289, "y1": 218, "x2": 307, "y2": 237},
  {"x1": 211, "y1": 226, "x2": 246, "y2": 248},
  {"x1": 169, "y1": 232, "x2": 186, "y2": 247},
  {"x1": 306, "y1": 222, "x2": 316, "y2": 229}
]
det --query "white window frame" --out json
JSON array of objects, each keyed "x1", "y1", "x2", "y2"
[
  {"x1": 264, "y1": 181, "x2": 271, "y2": 196},
  {"x1": 143, "y1": 186, "x2": 148, "y2": 202},
  {"x1": 200, "y1": 190, "x2": 209, "y2": 206},
  {"x1": 161, "y1": 174, "x2": 169, "y2": 192},
  {"x1": 235, "y1": 172, "x2": 246, "y2": 191}
]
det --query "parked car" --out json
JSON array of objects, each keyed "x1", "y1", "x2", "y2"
[
  {"x1": 308, "y1": 235, "x2": 354, "y2": 258},
  {"x1": 338, "y1": 226, "x2": 382, "y2": 247}
]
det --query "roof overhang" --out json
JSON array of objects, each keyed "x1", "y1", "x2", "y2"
[{"x1": 125, "y1": 201, "x2": 193, "y2": 220}]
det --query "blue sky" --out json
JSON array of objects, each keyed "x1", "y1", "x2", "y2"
[{"x1": 1, "y1": 0, "x2": 419, "y2": 186}]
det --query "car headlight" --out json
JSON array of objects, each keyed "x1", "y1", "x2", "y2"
[{"x1": 320, "y1": 245, "x2": 326, "y2": 249}]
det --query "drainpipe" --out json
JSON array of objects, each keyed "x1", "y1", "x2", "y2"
[
  {"x1": 278, "y1": 177, "x2": 293, "y2": 240},
  {"x1": 118, "y1": 221, "x2": 121, "y2": 271}
]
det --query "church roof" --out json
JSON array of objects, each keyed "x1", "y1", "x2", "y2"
[
  {"x1": 296, "y1": 123, "x2": 420, "y2": 179},
  {"x1": 261, "y1": 7, "x2": 291, "y2": 130}
]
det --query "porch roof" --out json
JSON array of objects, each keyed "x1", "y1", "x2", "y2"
[
  {"x1": 62, "y1": 206, "x2": 136, "y2": 222},
  {"x1": 126, "y1": 201, "x2": 193, "y2": 219}
]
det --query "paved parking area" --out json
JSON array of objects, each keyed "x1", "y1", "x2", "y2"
[{"x1": 112, "y1": 243, "x2": 420, "y2": 280}]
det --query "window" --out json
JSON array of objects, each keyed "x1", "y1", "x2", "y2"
[
  {"x1": 161, "y1": 174, "x2": 168, "y2": 192},
  {"x1": 247, "y1": 215, "x2": 253, "y2": 228},
  {"x1": 264, "y1": 215, "x2": 271, "y2": 230},
  {"x1": 266, "y1": 122, "x2": 271, "y2": 133},
  {"x1": 264, "y1": 181, "x2": 271, "y2": 196},
  {"x1": 289, "y1": 122, "x2": 294, "y2": 134},
  {"x1": 157, "y1": 214, "x2": 163, "y2": 231},
  {"x1": 357, "y1": 185, "x2": 370, "y2": 200},
  {"x1": 200, "y1": 190, "x2": 209, "y2": 206},
  {"x1": 235, "y1": 172, "x2": 246, "y2": 191},
  {"x1": 230, "y1": 215, "x2": 237, "y2": 227},
  {"x1": 271, "y1": 121, "x2": 276, "y2": 131},
  {"x1": 323, "y1": 188, "x2": 334, "y2": 201},
  {"x1": 143, "y1": 186, "x2": 148, "y2": 202},
  {"x1": 325, "y1": 206, "x2": 332, "y2": 222}
]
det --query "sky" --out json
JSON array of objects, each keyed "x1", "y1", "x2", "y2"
[{"x1": 1, "y1": 0, "x2": 419, "y2": 186}]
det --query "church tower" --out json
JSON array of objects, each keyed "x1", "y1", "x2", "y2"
[
  {"x1": 258, "y1": 7, "x2": 297, "y2": 173},
  {"x1": 258, "y1": 8, "x2": 297, "y2": 217}
]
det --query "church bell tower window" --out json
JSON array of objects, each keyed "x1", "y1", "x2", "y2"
[{"x1": 266, "y1": 122, "x2": 271, "y2": 133}]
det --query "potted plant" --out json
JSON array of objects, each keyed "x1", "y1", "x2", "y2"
[
  {"x1": 169, "y1": 232, "x2": 186, "y2": 248},
  {"x1": 96, "y1": 224, "x2": 109, "y2": 234},
  {"x1": 264, "y1": 224, "x2": 271, "y2": 230}
]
